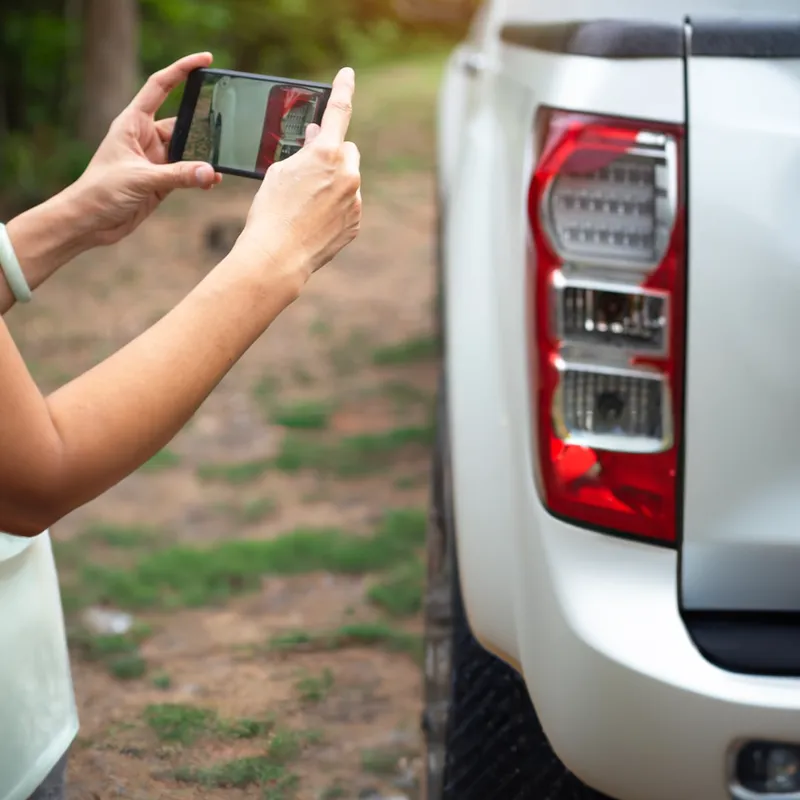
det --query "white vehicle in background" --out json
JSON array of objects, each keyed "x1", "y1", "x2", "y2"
[
  {"x1": 209, "y1": 76, "x2": 265, "y2": 172},
  {"x1": 424, "y1": 2, "x2": 800, "y2": 799}
]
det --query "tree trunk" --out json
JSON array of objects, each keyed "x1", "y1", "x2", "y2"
[{"x1": 79, "y1": 0, "x2": 139, "y2": 146}]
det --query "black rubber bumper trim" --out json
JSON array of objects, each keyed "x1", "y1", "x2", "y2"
[
  {"x1": 689, "y1": 18, "x2": 800, "y2": 58},
  {"x1": 500, "y1": 19, "x2": 683, "y2": 59},
  {"x1": 685, "y1": 611, "x2": 800, "y2": 677}
]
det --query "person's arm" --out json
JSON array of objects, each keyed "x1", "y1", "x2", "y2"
[
  {"x1": 0, "y1": 68, "x2": 360, "y2": 537},
  {"x1": 0, "y1": 194, "x2": 87, "y2": 314}
]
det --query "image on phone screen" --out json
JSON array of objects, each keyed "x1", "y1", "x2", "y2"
[{"x1": 181, "y1": 72, "x2": 329, "y2": 177}]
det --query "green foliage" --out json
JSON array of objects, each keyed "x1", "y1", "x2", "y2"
[{"x1": 1, "y1": 1, "x2": 469, "y2": 202}]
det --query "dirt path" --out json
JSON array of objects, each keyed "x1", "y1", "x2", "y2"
[{"x1": 6, "y1": 54, "x2": 442, "y2": 800}]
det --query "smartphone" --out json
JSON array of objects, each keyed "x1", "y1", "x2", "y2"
[{"x1": 168, "y1": 68, "x2": 332, "y2": 180}]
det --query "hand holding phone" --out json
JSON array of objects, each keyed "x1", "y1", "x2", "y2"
[
  {"x1": 231, "y1": 67, "x2": 362, "y2": 282},
  {"x1": 169, "y1": 68, "x2": 332, "y2": 180}
]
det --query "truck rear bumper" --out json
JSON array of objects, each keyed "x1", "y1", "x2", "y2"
[{"x1": 514, "y1": 504, "x2": 800, "y2": 800}]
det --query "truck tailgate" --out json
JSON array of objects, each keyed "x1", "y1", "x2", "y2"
[{"x1": 681, "y1": 18, "x2": 800, "y2": 670}]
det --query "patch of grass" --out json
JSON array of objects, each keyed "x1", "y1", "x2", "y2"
[
  {"x1": 291, "y1": 365, "x2": 315, "y2": 386},
  {"x1": 239, "y1": 498, "x2": 279, "y2": 524},
  {"x1": 196, "y1": 458, "x2": 272, "y2": 485},
  {"x1": 145, "y1": 703, "x2": 216, "y2": 745},
  {"x1": 381, "y1": 379, "x2": 433, "y2": 414},
  {"x1": 172, "y1": 728, "x2": 315, "y2": 793},
  {"x1": 152, "y1": 672, "x2": 172, "y2": 690},
  {"x1": 217, "y1": 717, "x2": 275, "y2": 740},
  {"x1": 271, "y1": 400, "x2": 331, "y2": 430},
  {"x1": 270, "y1": 630, "x2": 314, "y2": 650},
  {"x1": 393, "y1": 473, "x2": 428, "y2": 490},
  {"x1": 254, "y1": 374, "x2": 282, "y2": 404},
  {"x1": 361, "y1": 747, "x2": 403, "y2": 776},
  {"x1": 329, "y1": 329, "x2": 372, "y2": 376},
  {"x1": 367, "y1": 559, "x2": 425, "y2": 617},
  {"x1": 269, "y1": 621, "x2": 423, "y2": 664},
  {"x1": 78, "y1": 508, "x2": 426, "y2": 610},
  {"x1": 295, "y1": 668, "x2": 334, "y2": 704},
  {"x1": 141, "y1": 448, "x2": 181, "y2": 473},
  {"x1": 108, "y1": 654, "x2": 147, "y2": 680},
  {"x1": 372, "y1": 334, "x2": 439, "y2": 366},
  {"x1": 70, "y1": 625, "x2": 152, "y2": 680},
  {"x1": 83, "y1": 523, "x2": 159, "y2": 549},
  {"x1": 309, "y1": 319, "x2": 332, "y2": 338},
  {"x1": 276, "y1": 424, "x2": 434, "y2": 477},
  {"x1": 321, "y1": 783, "x2": 348, "y2": 799}
]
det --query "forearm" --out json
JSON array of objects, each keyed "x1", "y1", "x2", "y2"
[
  {"x1": 1, "y1": 187, "x2": 92, "y2": 313},
  {"x1": 0, "y1": 250, "x2": 301, "y2": 535}
]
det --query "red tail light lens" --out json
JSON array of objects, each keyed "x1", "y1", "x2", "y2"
[{"x1": 528, "y1": 109, "x2": 685, "y2": 544}]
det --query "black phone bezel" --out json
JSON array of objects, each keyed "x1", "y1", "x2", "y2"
[{"x1": 168, "y1": 67, "x2": 332, "y2": 181}]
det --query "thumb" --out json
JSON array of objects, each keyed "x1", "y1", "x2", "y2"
[{"x1": 149, "y1": 161, "x2": 217, "y2": 191}]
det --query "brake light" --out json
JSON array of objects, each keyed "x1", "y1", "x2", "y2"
[
  {"x1": 256, "y1": 86, "x2": 317, "y2": 172},
  {"x1": 528, "y1": 109, "x2": 685, "y2": 544}
]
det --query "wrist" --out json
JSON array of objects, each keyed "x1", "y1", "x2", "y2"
[
  {"x1": 223, "y1": 239, "x2": 310, "y2": 308},
  {"x1": 5, "y1": 188, "x2": 91, "y2": 289}
]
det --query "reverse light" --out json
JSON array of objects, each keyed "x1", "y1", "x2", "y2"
[{"x1": 529, "y1": 110, "x2": 686, "y2": 543}]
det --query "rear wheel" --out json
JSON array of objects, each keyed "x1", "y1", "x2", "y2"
[{"x1": 422, "y1": 379, "x2": 612, "y2": 800}]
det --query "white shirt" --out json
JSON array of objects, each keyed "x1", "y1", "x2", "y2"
[{"x1": 0, "y1": 531, "x2": 78, "y2": 800}]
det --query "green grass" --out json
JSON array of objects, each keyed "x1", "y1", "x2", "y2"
[
  {"x1": 152, "y1": 672, "x2": 172, "y2": 690},
  {"x1": 254, "y1": 374, "x2": 282, "y2": 404},
  {"x1": 276, "y1": 424, "x2": 435, "y2": 477},
  {"x1": 239, "y1": 498, "x2": 279, "y2": 524},
  {"x1": 269, "y1": 621, "x2": 423, "y2": 663},
  {"x1": 141, "y1": 448, "x2": 181, "y2": 473},
  {"x1": 172, "y1": 728, "x2": 317, "y2": 794},
  {"x1": 197, "y1": 458, "x2": 272, "y2": 485},
  {"x1": 270, "y1": 400, "x2": 332, "y2": 430},
  {"x1": 70, "y1": 625, "x2": 152, "y2": 680},
  {"x1": 75, "y1": 509, "x2": 427, "y2": 611},
  {"x1": 83, "y1": 523, "x2": 159, "y2": 549},
  {"x1": 361, "y1": 747, "x2": 402, "y2": 776},
  {"x1": 367, "y1": 559, "x2": 425, "y2": 617},
  {"x1": 321, "y1": 784, "x2": 348, "y2": 800},
  {"x1": 108, "y1": 654, "x2": 147, "y2": 680},
  {"x1": 295, "y1": 668, "x2": 334, "y2": 704},
  {"x1": 145, "y1": 703, "x2": 216, "y2": 745},
  {"x1": 381, "y1": 379, "x2": 434, "y2": 413},
  {"x1": 372, "y1": 334, "x2": 439, "y2": 366}
]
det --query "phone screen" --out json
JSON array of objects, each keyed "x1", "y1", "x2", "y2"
[{"x1": 170, "y1": 69, "x2": 331, "y2": 180}]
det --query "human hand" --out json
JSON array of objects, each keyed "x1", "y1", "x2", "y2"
[
  {"x1": 231, "y1": 67, "x2": 362, "y2": 293},
  {"x1": 68, "y1": 52, "x2": 222, "y2": 247}
]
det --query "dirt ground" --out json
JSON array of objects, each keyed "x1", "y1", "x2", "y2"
[{"x1": 6, "y1": 55, "x2": 443, "y2": 800}]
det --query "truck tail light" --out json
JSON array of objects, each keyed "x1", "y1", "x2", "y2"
[
  {"x1": 257, "y1": 86, "x2": 318, "y2": 172},
  {"x1": 528, "y1": 109, "x2": 686, "y2": 544}
]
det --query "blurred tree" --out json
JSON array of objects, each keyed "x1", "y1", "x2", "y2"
[{"x1": 79, "y1": 0, "x2": 140, "y2": 145}]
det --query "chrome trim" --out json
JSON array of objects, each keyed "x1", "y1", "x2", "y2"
[
  {"x1": 538, "y1": 131, "x2": 679, "y2": 274},
  {"x1": 551, "y1": 358, "x2": 673, "y2": 454},
  {"x1": 728, "y1": 739, "x2": 800, "y2": 800},
  {"x1": 551, "y1": 271, "x2": 670, "y2": 358}
]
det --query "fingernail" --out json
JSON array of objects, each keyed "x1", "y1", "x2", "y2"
[{"x1": 195, "y1": 165, "x2": 213, "y2": 186}]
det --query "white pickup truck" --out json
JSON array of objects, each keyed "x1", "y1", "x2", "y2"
[{"x1": 425, "y1": 2, "x2": 800, "y2": 799}]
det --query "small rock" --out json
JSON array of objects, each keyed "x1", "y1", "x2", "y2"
[{"x1": 82, "y1": 607, "x2": 133, "y2": 636}]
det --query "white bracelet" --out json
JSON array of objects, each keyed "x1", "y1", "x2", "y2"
[{"x1": 0, "y1": 222, "x2": 32, "y2": 304}]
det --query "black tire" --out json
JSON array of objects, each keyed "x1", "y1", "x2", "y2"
[{"x1": 422, "y1": 378, "x2": 613, "y2": 800}]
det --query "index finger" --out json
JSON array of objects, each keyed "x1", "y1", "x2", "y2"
[
  {"x1": 132, "y1": 52, "x2": 213, "y2": 116},
  {"x1": 316, "y1": 67, "x2": 355, "y2": 147}
]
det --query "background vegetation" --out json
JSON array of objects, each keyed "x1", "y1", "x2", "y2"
[{"x1": 0, "y1": 0, "x2": 478, "y2": 214}]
